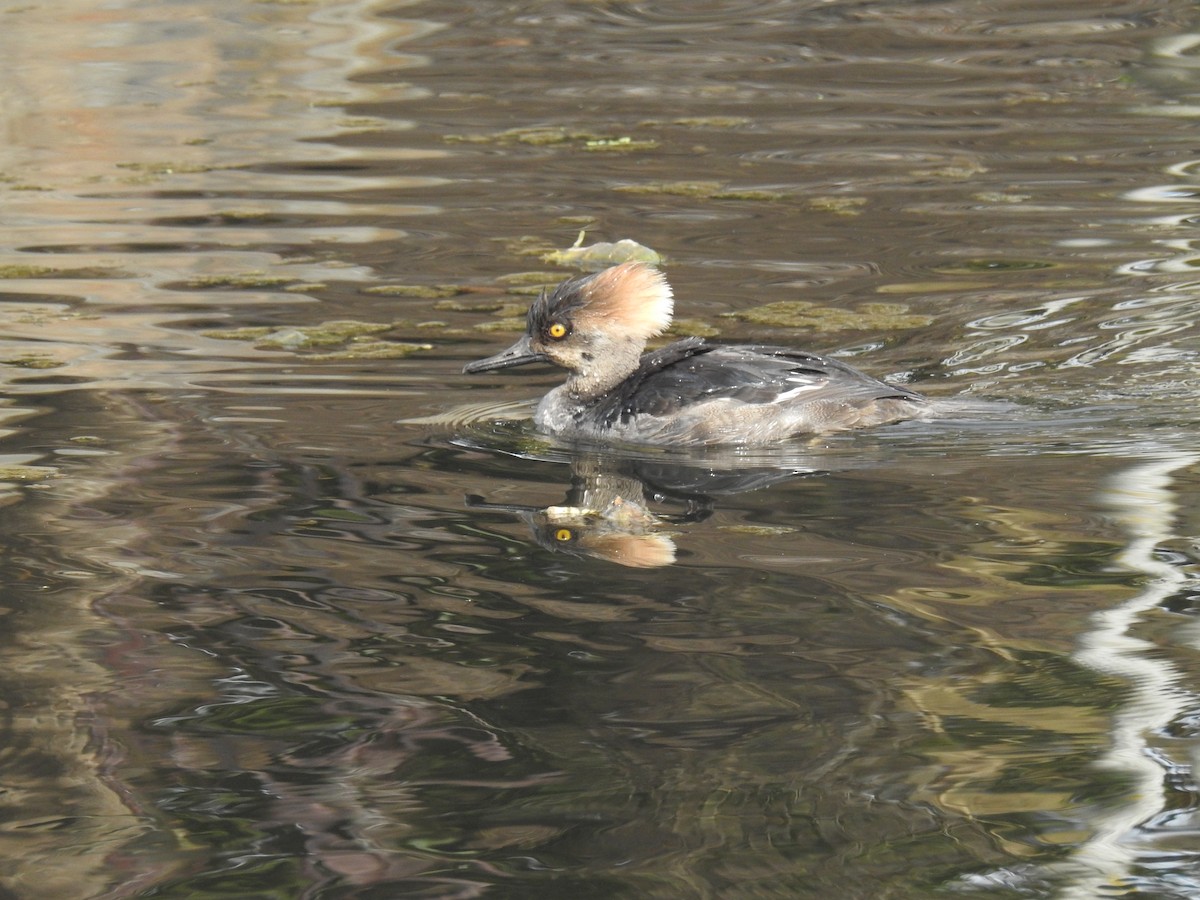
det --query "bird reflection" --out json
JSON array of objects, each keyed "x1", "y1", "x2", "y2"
[{"x1": 468, "y1": 452, "x2": 815, "y2": 568}]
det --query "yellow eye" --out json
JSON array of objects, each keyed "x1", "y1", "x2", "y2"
[
  {"x1": 547, "y1": 322, "x2": 568, "y2": 340},
  {"x1": 554, "y1": 528, "x2": 573, "y2": 542}
]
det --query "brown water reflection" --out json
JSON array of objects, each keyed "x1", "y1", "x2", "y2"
[{"x1": 1, "y1": 0, "x2": 1200, "y2": 897}]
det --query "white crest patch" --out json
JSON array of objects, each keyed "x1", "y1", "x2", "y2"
[{"x1": 577, "y1": 262, "x2": 674, "y2": 340}]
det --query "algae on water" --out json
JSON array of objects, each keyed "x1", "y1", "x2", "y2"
[
  {"x1": 201, "y1": 320, "x2": 433, "y2": 358},
  {"x1": 0, "y1": 355, "x2": 66, "y2": 369},
  {"x1": 308, "y1": 341, "x2": 432, "y2": 361},
  {"x1": 443, "y1": 126, "x2": 658, "y2": 153},
  {"x1": 723, "y1": 300, "x2": 933, "y2": 331},
  {"x1": 181, "y1": 273, "x2": 300, "y2": 290},
  {"x1": 667, "y1": 318, "x2": 720, "y2": 338},
  {"x1": 541, "y1": 233, "x2": 663, "y2": 269},
  {"x1": 362, "y1": 284, "x2": 462, "y2": 298},
  {"x1": 808, "y1": 196, "x2": 867, "y2": 216},
  {"x1": 0, "y1": 465, "x2": 58, "y2": 483},
  {"x1": 615, "y1": 181, "x2": 784, "y2": 202},
  {"x1": 0, "y1": 264, "x2": 131, "y2": 279}
]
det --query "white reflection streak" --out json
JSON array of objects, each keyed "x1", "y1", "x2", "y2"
[{"x1": 1061, "y1": 451, "x2": 1198, "y2": 898}]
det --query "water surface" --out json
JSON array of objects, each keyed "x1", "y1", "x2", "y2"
[{"x1": 1, "y1": 1, "x2": 1199, "y2": 897}]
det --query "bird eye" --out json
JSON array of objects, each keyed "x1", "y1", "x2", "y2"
[
  {"x1": 554, "y1": 528, "x2": 573, "y2": 542},
  {"x1": 547, "y1": 322, "x2": 569, "y2": 340}
]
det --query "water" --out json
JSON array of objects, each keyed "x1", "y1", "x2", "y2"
[{"x1": 1, "y1": 1, "x2": 1199, "y2": 897}]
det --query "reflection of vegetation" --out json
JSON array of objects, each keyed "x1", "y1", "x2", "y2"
[
  {"x1": 971, "y1": 652, "x2": 1127, "y2": 710},
  {"x1": 1014, "y1": 542, "x2": 1138, "y2": 588},
  {"x1": 197, "y1": 696, "x2": 348, "y2": 734},
  {"x1": 150, "y1": 851, "x2": 302, "y2": 897}
]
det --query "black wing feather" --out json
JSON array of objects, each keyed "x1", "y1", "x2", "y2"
[{"x1": 590, "y1": 339, "x2": 920, "y2": 427}]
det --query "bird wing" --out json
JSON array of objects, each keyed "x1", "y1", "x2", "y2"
[{"x1": 594, "y1": 340, "x2": 920, "y2": 426}]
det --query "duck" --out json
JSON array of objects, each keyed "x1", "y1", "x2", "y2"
[{"x1": 463, "y1": 262, "x2": 926, "y2": 446}]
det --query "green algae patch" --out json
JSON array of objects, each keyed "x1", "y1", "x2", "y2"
[
  {"x1": 667, "y1": 318, "x2": 720, "y2": 338},
  {"x1": 713, "y1": 188, "x2": 784, "y2": 201},
  {"x1": 201, "y1": 321, "x2": 434, "y2": 360},
  {"x1": 496, "y1": 271, "x2": 562, "y2": 285},
  {"x1": 0, "y1": 465, "x2": 58, "y2": 483},
  {"x1": 182, "y1": 273, "x2": 297, "y2": 290},
  {"x1": 724, "y1": 300, "x2": 933, "y2": 331},
  {"x1": 877, "y1": 280, "x2": 988, "y2": 294},
  {"x1": 808, "y1": 196, "x2": 868, "y2": 216},
  {"x1": 973, "y1": 191, "x2": 1032, "y2": 204},
  {"x1": 362, "y1": 284, "x2": 462, "y2": 298},
  {"x1": 911, "y1": 159, "x2": 988, "y2": 180},
  {"x1": 115, "y1": 160, "x2": 226, "y2": 184},
  {"x1": 494, "y1": 271, "x2": 563, "y2": 292},
  {"x1": 616, "y1": 181, "x2": 784, "y2": 202},
  {"x1": 202, "y1": 326, "x2": 274, "y2": 342},
  {"x1": 718, "y1": 524, "x2": 800, "y2": 536},
  {"x1": 0, "y1": 264, "x2": 132, "y2": 279},
  {"x1": 503, "y1": 283, "x2": 559, "y2": 296},
  {"x1": 15, "y1": 309, "x2": 100, "y2": 326},
  {"x1": 444, "y1": 126, "x2": 598, "y2": 146},
  {"x1": 444, "y1": 126, "x2": 658, "y2": 153},
  {"x1": 308, "y1": 340, "x2": 432, "y2": 361},
  {"x1": 338, "y1": 117, "x2": 386, "y2": 130},
  {"x1": 670, "y1": 116, "x2": 751, "y2": 128},
  {"x1": 256, "y1": 320, "x2": 395, "y2": 349},
  {"x1": 493, "y1": 235, "x2": 560, "y2": 259},
  {"x1": 0, "y1": 355, "x2": 66, "y2": 369},
  {"x1": 474, "y1": 317, "x2": 527, "y2": 333},
  {"x1": 434, "y1": 298, "x2": 527, "y2": 316},
  {"x1": 616, "y1": 180, "x2": 725, "y2": 198},
  {"x1": 207, "y1": 210, "x2": 276, "y2": 222},
  {"x1": 542, "y1": 234, "x2": 663, "y2": 269},
  {"x1": 582, "y1": 137, "x2": 659, "y2": 152},
  {"x1": 116, "y1": 161, "x2": 218, "y2": 174}
]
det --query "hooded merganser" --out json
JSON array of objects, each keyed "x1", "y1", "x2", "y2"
[{"x1": 463, "y1": 262, "x2": 927, "y2": 446}]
